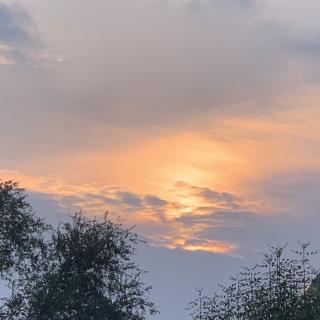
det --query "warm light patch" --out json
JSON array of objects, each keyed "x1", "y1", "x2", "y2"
[
  {"x1": 0, "y1": 169, "x2": 244, "y2": 254},
  {"x1": 182, "y1": 242, "x2": 236, "y2": 254},
  {"x1": 3, "y1": 86, "x2": 320, "y2": 254}
]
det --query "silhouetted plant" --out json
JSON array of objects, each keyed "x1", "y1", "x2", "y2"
[
  {"x1": 189, "y1": 244, "x2": 320, "y2": 320},
  {"x1": 0, "y1": 181, "x2": 156, "y2": 319}
]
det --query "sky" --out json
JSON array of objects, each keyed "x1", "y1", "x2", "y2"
[{"x1": 2, "y1": 0, "x2": 320, "y2": 318}]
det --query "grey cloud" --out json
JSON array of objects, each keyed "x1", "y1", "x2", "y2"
[
  {"x1": 82, "y1": 193, "x2": 120, "y2": 206},
  {"x1": 175, "y1": 181, "x2": 240, "y2": 207},
  {"x1": 201, "y1": 189, "x2": 240, "y2": 206},
  {"x1": 116, "y1": 191, "x2": 144, "y2": 208},
  {"x1": 0, "y1": 5, "x2": 32, "y2": 45},
  {"x1": 40, "y1": 0, "x2": 291, "y2": 127},
  {"x1": 59, "y1": 192, "x2": 129, "y2": 212},
  {"x1": 143, "y1": 195, "x2": 168, "y2": 207},
  {"x1": 60, "y1": 193, "x2": 119, "y2": 208},
  {"x1": 57, "y1": 188, "x2": 169, "y2": 216},
  {"x1": 0, "y1": 4, "x2": 39, "y2": 64},
  {"x1": 0, "y1": 0, "x2": 317, "y2": 162},
  {"x1": 175, "y1": 210, "x2": 256, "y2": 227},
  {"x1": 196, "y1": 213, "x2": 297, "y2": 255},
  {"x1": 185, "y1": 170, "x2": 320, "y2": 255},
  {"x1": 293, "y1": 39, "x2": 320, "y2": 54},
  {"x1": 175, "y1": 206, "x2": 318, "y2": 257}
]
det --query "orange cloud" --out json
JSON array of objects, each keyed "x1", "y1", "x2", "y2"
[{"x1": 3, "y1": 86, "x2": 320, "y2": 254}]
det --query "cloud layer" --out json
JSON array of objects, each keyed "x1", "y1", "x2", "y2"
[
  {"x1": 0, "y1": 3, "x2": 39, "y2": 65},
  {"x1": 2, "y1": 1, "x2": 320, "y2": 319}
]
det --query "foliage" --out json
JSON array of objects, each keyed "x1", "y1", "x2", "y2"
[
  {"x1": 189, "y1": 244, "x2": 320, "y2": 320},
  {"x1": 0, "y1": 181, "x2": 156, "y2": 319},
  {"x1": 0, "y1": 181, "x2": 46, "y2": 275}
]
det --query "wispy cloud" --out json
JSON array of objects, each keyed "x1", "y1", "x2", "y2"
[
  {"x1": 0, "y1": 3, "x2": 39, "y2": 65},
  {"x1": 0, "y1": 170, "x2": 257, "y2": 254},
  {"x1": 174, "y1": 181, "x2": 240, "y2": 209}
]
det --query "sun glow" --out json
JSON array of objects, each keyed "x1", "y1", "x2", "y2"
[{"x1": 3, "y1": 88, "x2": 320, "y2": 254}]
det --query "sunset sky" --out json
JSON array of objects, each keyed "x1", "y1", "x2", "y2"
[{"x1": 2, "y1": 0, "x2": 320, "y2": 318}]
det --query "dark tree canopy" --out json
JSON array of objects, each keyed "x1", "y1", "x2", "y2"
[
  {"x1": 0, "y1": 181, "x2": 46, "y2": 275},
  {"x1": 0, "y1": 181, "x2": 156, "y2": 320},
  {"x1": 27, "y1": 213, "x2": 156, "y2": 320}
]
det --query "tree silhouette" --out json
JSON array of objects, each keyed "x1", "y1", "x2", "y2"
[
  {"x1": 189, "y1": 244, "x2": 320, "y2": 320},
  {"x1": 0, "y1": 181, "x2": 156, "y2": 319}
]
